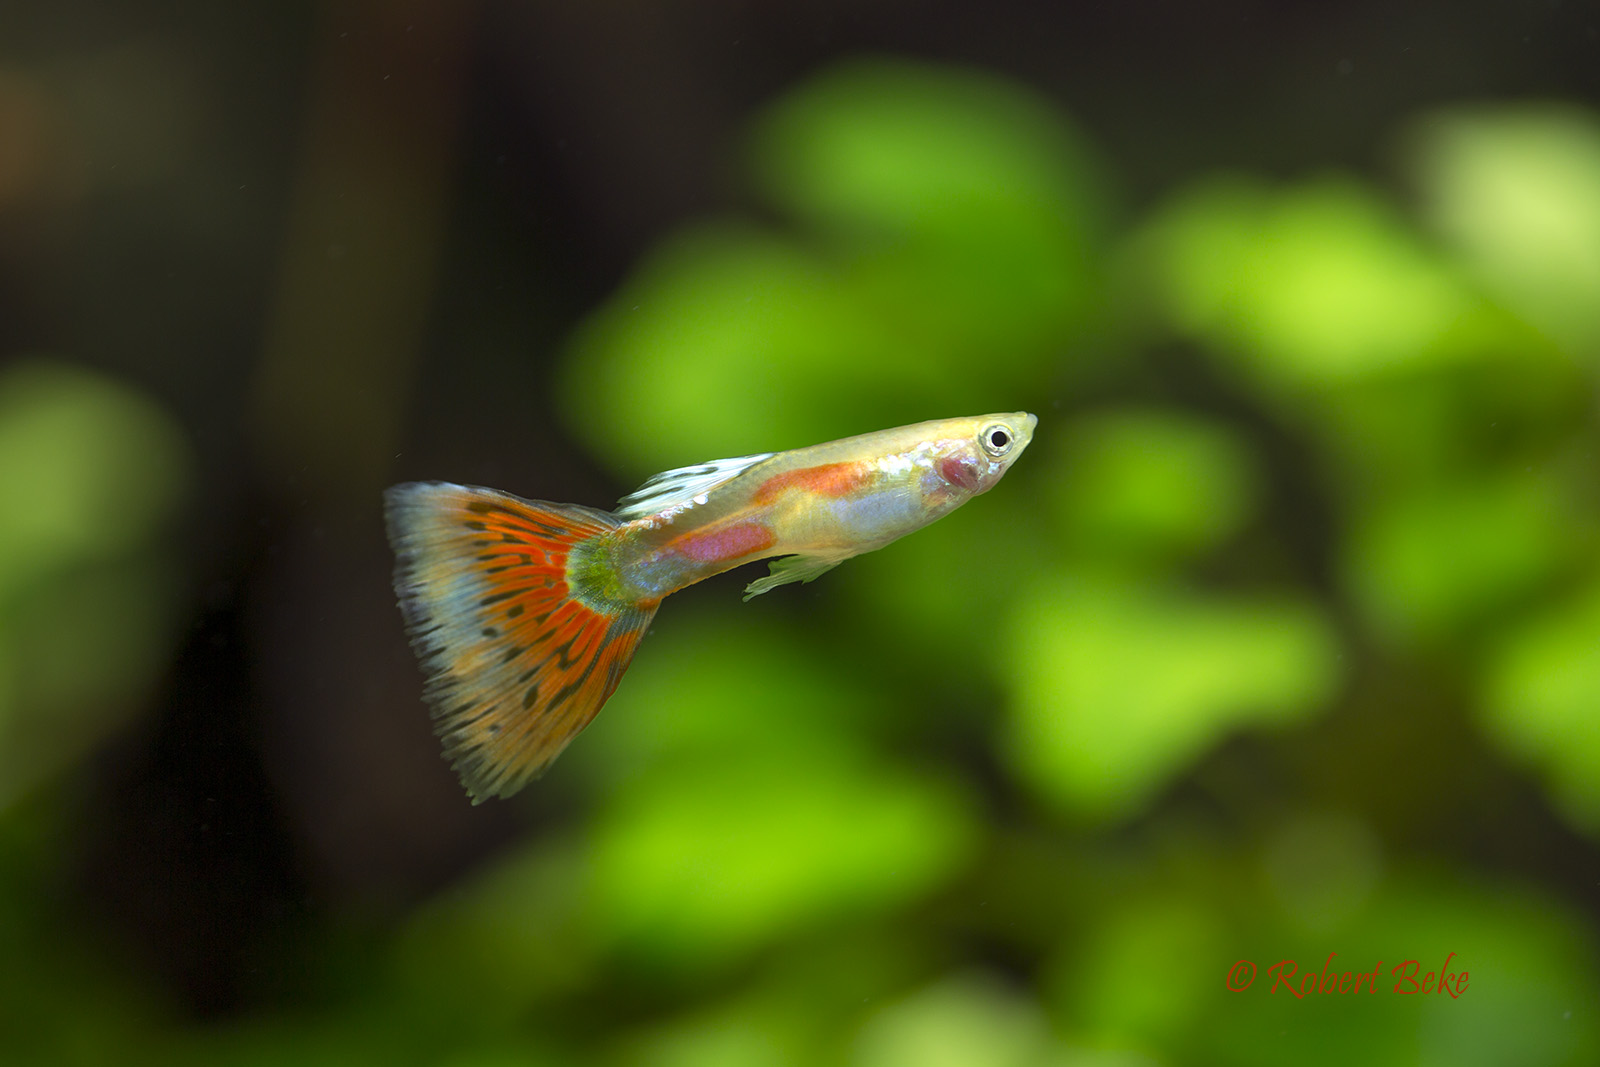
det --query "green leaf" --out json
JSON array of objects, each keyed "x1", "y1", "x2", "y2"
[
  {"x1": 1047, "y1": 409, "x2": 1260, "y2": 565},
  {"x1": 589, "y1": 756, "x2": 975, "y2": 967},
  {"x1": 1003, "y1": 574, "x2": 1339, "y2": 819},
  {"x1": 560, "y1": 62, "x2": 1112, "y2": 477},
  {"x1": 0, "y1": 360, "x2": 191, "y2": 806},
  {"x1": 0, "y1": 360, "x2": 189, "y2": 598},
  {"x1": 575, "y1": 615, "x2": 977, "y2": 966},
  {"x1": 560, "y1": 225, "x2": 906, "y2": 474},
  {"x1": 1411, "y1": 105, "x2": 1600, "y2": 356},
  {"x1": 851, "y1": 972, "x2": 1058, "y2": 1067},
  {"x1": 1480, "y1": 577, "x2": 1600, "y2": 834},
  {"x1": 1046, "y1": 895, "x2": 1226, "y2": 1051},
  {"x1": 1342, "y1": 470, "x2": 1575, "y2": 646},
  {"x1": 1142, "y1": 177, "x2": 1480, "y2": 387}
]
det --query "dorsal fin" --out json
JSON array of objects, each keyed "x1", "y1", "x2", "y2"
[{"x1": 614, "y1": 452, "x2": 774, "y2": 520}]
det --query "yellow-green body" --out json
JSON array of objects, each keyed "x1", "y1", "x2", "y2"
[{"x1": 585, "y1": 413, "x2": 1037, "y2": 604}]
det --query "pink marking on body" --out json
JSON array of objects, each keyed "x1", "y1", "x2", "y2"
[
  {"x1": 752, "y1": 461, "x2": 870, "y2": 505},
  {"x1": 671, "y1": 521, "x2": 777, "y2": 563}
]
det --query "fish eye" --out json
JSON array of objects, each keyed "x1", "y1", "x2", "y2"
[{"x1": 981, "y1": 425, "x2": 1012, "y2": 457}]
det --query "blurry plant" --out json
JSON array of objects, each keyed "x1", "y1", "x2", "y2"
[
  {"x1": 558, "y1": 59, "x2": 1106, "y2": 474},
  {"x1": 1130, "y1": 108, "x2": 1600, "y2": 850},
  {"x1": 555, "y1": 60, "x2": 1353, "y2": 829},
  {"x1": 1039, "y1": 826, "x2": 1600, "y2": 1067},
  {"x1": 579, "y1": 613, "x2": 977, "y2": 969},
  {"x1": 1480, "y1": 577, "x2": 1600, "y2": 832},
  {"x1": 1136, "y1": 176, "x2": 1484, "y2": 389},
  {"x1": 849, "y1": 972, "x2": 1059, "y2": 1067},
  {"x1": 1411, "y1": 106, "x2": 1600, "y2": 357},
  {"x1": 1001, "y1": 410, "x2": 1338, "y2": 818},
  {"x1": 1047, "y1": 410, "x2": 1261, "y2": 568},
  {"x1": 1342, "y1": 468, "x2": 1579, "y2": 645},
  {"x1": 538, "y1": 62, "x2": 1600, "y2": 1064},
  {"x1": 0, "y1": 359, "x2": 191, "y2": 807},
  {"x1": 1004, "y1": 575, "x2": 1337, "y2": 819}
]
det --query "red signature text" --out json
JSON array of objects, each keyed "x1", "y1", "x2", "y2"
[{"x1": 1224, "y1": 952, "x2": 1469, "y2": 997}]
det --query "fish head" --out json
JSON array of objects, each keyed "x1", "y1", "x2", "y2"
[{"x1": 930, "y1": 412, "x2": 1036, "y2": 498}]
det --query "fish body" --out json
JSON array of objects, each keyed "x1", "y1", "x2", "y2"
[{"x1": 385, "y1": 412, "x2": 1035, "y2": 801}]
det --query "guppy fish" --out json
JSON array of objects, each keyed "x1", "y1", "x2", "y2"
[{"x1": 385, "y1": 412, "x2": 1036, "y2": 801}]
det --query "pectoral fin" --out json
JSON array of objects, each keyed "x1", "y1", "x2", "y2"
[{"x1": 742, "y1": 554, "x2": 847, "y2": 600}]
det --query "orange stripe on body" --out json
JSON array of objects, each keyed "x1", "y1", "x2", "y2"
[{"x1": 752, "y1": 460, "x2": 871, "y2": 505}]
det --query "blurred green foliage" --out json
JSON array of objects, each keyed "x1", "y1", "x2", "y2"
[
  {"x1": 1412, "y1": 106, "x2": 1600, "y2": 355},
  {"x1": 1139, "y1": 176, "x2": 1483, "y2": 386},
  {"x1": 1047, "y1": 410, "x2": 1260, "y2": 566},
  {"x1": 1005, "y1": 576, "x2": 1337, "y2": 819},
  {"x1": 1482, "y1": 577, "x2": 1600, "y2": 832},
  {"x1": 560, "y1": 61, "x2": 1103, "y2": 470},
  {"x1": 549, "y1": 58, "x2": 1600, "y2": 1063},
  {"x1": 0, "y1": 360, "x2": 190, "y2": 807},
  {"x1": 7, "y1": 55, "x2": 1600, "y2": 1067}
]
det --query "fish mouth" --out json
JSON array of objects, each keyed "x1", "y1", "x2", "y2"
[{"x1": 1005, "y1": 411, "x2": 1038, "y2": 456}]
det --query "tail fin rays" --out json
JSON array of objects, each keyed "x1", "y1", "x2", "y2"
[{"x1": 384, "y1": 482, "x2": 654, "y2": 801}]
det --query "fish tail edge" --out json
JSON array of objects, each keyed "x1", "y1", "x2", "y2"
[{"x1": 384, "y1": 481, "x2": 655, "y2": 801}]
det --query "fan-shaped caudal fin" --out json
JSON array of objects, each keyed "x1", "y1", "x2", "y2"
[{"x1": 384, "y1": 482, "x2": 655, "y2": 801}]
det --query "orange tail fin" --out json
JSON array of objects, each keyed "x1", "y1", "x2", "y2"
[{"x1": 384, "y1": 482, "x2": 655, "y2": 801}]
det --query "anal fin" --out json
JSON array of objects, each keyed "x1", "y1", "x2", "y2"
[{"x1": 742, "y1": 553, "x2": 848, "y2": 600}]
